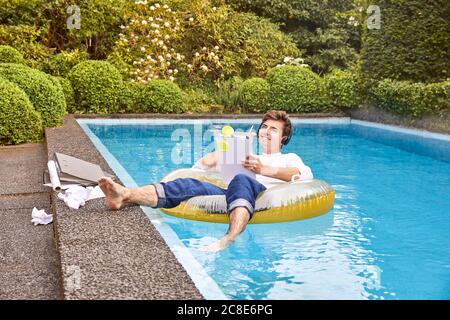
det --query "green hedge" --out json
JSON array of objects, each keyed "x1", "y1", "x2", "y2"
[
  {"x1": 240, "y1": 77, "x2": 269, "y2": 113},
  {"x1": 215, "y1": 77, "x2": 243, "y2": 112},
  {"x1": 361, "y1": 0, "x2": 449, "y2": 82},
  {"x1": 181, "y1": 88, "x2": 216, "y2": 113},
  {"x1": 266, "y1": 65, "x2": 327, "y2": 112},
  {"x1": 138, "y1": 80, "x2": 184, "y2": 113},
  {"x1": 369, "y1": 79, "x2": 450, "y2": 118},
  {"x1": 324, "y1": 69, "x2": 361, "y2": 109},
  {"x1": 0, "y1": 77, "x2": 43, "y2": 144},
  {"x1": 0, "y1": 45, "x2": 25, "y2": 64},
  {"x1": 53, "y1": 76, "x2": 75, "y2": 113},
  {"x1": 68, "y1": 60, "x2": 123, "y2": 114},
  {"x1": 0, "y1": 63, "x2": 66, "y2": 127},
  {"x1": 45, "y1": 49, "x2": 89, "y2": 77}
]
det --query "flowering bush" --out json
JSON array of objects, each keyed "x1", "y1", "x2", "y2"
[
  {"x1": 113, "y1": 1, "x2": 299, "y2": 86},
  {"x1": 113, "y1": 1, "x2": 185, "y2": 84}
]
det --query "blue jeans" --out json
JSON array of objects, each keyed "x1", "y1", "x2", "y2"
[{"x1": 151, "y1": 174, "x2": 266, "y2": 219}]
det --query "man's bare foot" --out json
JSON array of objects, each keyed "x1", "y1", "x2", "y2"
[
  {"x1": 98, "y1": 177, "x2": 129, "y2": 210},
  {"x1": 200, "y1": 236, "x2": 234, "y2": 253}
]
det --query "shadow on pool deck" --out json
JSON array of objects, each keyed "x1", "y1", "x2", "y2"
[
  {"x1": 0, "y1": 143, "x2": 60, "y2": 299},
  {"x1": 44, "y1": 115, "x2": 203, "y2": 299}
]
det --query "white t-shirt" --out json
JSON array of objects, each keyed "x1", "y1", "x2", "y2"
[
  {"x1": 254, "y1": 152, "x2": 314, "y2": 189},
  {"x1": 193, "y1": 152, "x2": 314, "y2": 189}
]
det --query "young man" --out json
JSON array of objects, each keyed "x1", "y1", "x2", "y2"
[{"x1": 98, "y1": 110, "x2": 313, "y2": 252}]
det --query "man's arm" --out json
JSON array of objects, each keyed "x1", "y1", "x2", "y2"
[
  {"x1": 260, "y1": 166, "x2": 300, "y2": 182},
  {"x1": 242, "y1": 155, "x2": 313, "y2": 182},
  {"x1": 193, "y1": 151, "x2": 218, "y2": 170}
]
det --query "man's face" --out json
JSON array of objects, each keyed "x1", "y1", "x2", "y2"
[{"x1": 258, "y1": 119, "x2": 285, "y2": 153}]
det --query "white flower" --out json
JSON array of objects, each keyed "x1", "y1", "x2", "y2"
[
  {"x1": 212, "y1": 7, "x2": 217, "y2": 11},
  {"x1": 283, "y1": 57, "x2": 292, "y2": 63},
  {"x1": 164, "y1": 22, "x2": 170, "y2": 27},
  {"x1": 158, "y1": 40, "x2": 164, "y2": 45},
  {"x1": 147, "y1": 55, "x2": 152, "y2": 60},
  {"x1": 169, "y1": 76, "x2": 175, "y2": 81},
  {"x1": 214, "y1": 46, "x2": 219, "y2": 50},
  {"x1": 202, "y1": 47, "x2": 207, "y2": 51},
  {"x1": 149, "y1": 17, "x2": 154, "y2": 22},
  {"x1": 163, "y1": 4, "x2": 169, "y2": 9},
  {"x1": 162, "y1": 45, "x2": 167, "y2": 50},
  {"x1": 154, "y1": 29, "x2": 160, "y2": 34},
  {"x1": 120, "y1": 25, "x2": 125, "y2": 29},
  {"x1": 166, "y1": 53, "x2": 171, "y2": 58},
  {"x1": 165, "y1": 34, "x2": 170, "y2": 40},
  {"x1": 155, "y1": 3, "x2": 160, "y2": 8},
  {"x1": 158, "y1": 55, "x2": 164, "y2": 61},
  {"x1": 174, "y1": 69, "x2": 178, "y2": 74},
  {"x1": 200, "y1": 65, "x2": 208, "y2": 72},
  {"x1": 189, "y1": 17, "x2": 194, "y2": 22},
  {"x1": 168, "y1": 69, "x2": 173, "y2": 74},
  {"x1": 195, "y1": 52, "x2": 200, "y2": 57},
  {"x1": 150, "y1": 5, "x2": 155, "y2": 10},
  {"x1": 187, "y1": 64, "x2": 192, "y2": 69},
  {"x1": 141, "y1": 46, "x2": 146, "y2": 52},
  {"x1": 142, "y1": 20, "x2": 147, "y2": 25}
]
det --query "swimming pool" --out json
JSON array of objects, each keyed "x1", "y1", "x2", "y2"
[{"x1": 79, "y1": 118, "x2": 450, "y2": 300}]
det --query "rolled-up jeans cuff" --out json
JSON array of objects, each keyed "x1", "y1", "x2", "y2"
[
  {"x1": 151, "y1": 183, "x2": 166, "y2": 208},
  {"x1": 228, "y1": 198, "x2": 254, "y2": 219}
]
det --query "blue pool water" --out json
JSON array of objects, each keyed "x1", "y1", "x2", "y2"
[{"x1": 84, "y1": 120, "x2": 450, "y2": 300}]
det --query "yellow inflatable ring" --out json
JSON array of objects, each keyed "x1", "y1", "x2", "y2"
[{"x1": 159, "y1": 169, "x2": 335, "y2": 224}]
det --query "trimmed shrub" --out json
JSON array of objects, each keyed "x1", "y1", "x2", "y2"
[
  {"x1": 240, "y1": 77, "x2": 269, "y2": 113},
  {"x1": 0, "y1": 63, "x2": 66, "y2": 127},
  {"x1": 0, "y1": 45, "x2": 25, "y2": 64},
  {"x1": 138, "y1": 80, "x2": 184, "y2": 113},
  {"x1": 267, "y1": 65, "x2": 327, "y2": 112},
  {"x1": 44, "y1": 49, "x2": 89, "y2": 77},
  {"x1": 116, "y1": 82, "x2": 146, "y2": 113},
  {"x1": 0, "y1": 77, "x2": 43, "y2": 145},
  {"x1": 425, "y1": 81, "x2": 450, "y2": 115},
  {"x1": 67, "y1": 60, "x2": 123, "y2": 114},
  {"x1": 369, "y1": 79, "x2": 450, "y2": 118},
  {"x1": 324, "y1": 69, "x2": 361, "y2": 109},
  {"x1": 182, "y1": 88, "x2": 216, "y2": 113},
  {"x1": 54, "y1": 76, "x2": 75, "y2": 113}
]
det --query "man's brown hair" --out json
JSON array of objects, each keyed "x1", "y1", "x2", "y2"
[{"x1": 260, "y1": 110, "x2": 292, "y2": 146}]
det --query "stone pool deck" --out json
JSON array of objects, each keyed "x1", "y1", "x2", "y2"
[
  {"x1": 44, "y1": 115, "x2": 203, "y2": 299},
  {"x1": 0, "y1": 143, "x2": 59, "y2": 299}
]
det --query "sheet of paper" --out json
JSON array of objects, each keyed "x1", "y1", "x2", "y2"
[{"x1": 214, "y1": 131, "x2": 256, "y2": 184}]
